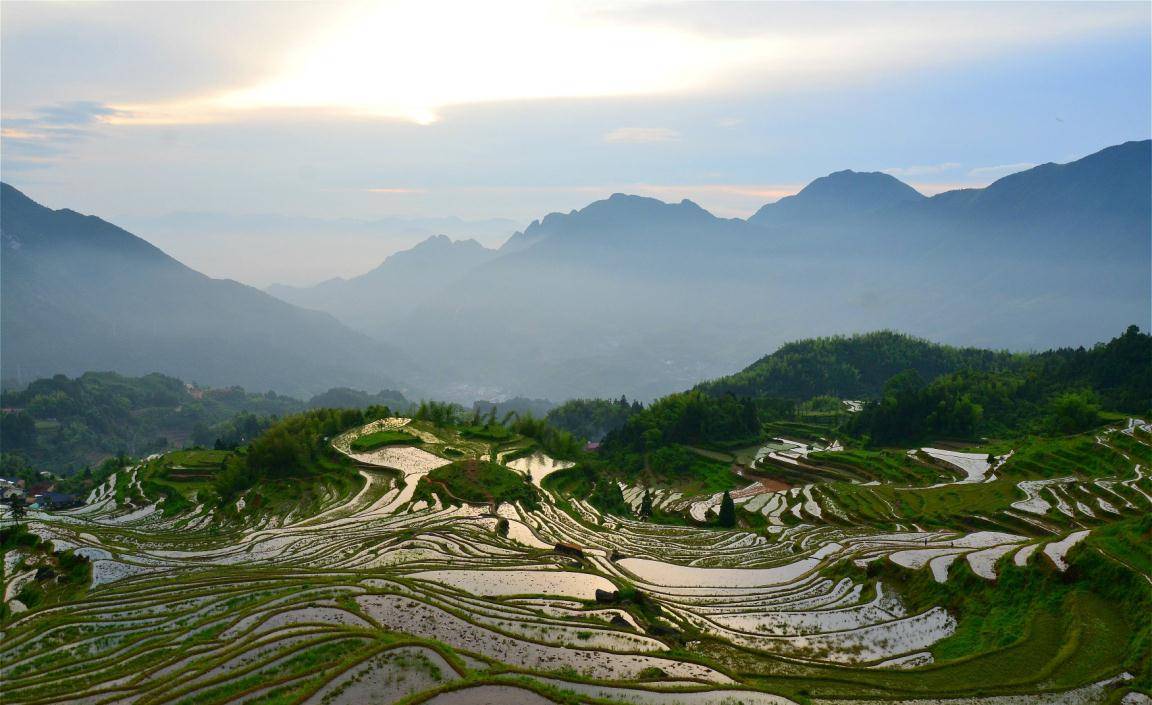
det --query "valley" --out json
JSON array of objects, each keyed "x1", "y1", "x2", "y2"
[{"x1": 3, "y1": 406, "x2": 1149, "y2": 704}]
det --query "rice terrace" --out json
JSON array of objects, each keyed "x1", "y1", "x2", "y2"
[
  {"x1": 2, "y1": 2, "x2": 1151, "y2": 704},
  {"x1": 3, "y1": 402, "x2": 1150, "y2": 705}
]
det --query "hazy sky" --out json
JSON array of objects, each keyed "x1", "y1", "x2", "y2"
[{"x1": 2, "y1": 1, "x2": 1149, "y2": 284}]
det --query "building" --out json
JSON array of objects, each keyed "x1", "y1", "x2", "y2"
[{"x1": 38, "y1": 492, "x2": 82, "y2": 510}]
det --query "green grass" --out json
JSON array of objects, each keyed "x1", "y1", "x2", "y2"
[
  {"x1": 807, "y1": 448, "x2": 941, "y2": 484},
  {"x1": 1087, "y1": 513, "x2": 1152, "y2": 576},
  {"x1": 1002, "y1": 434, "x2": 1142, "y2": 480},
  {"x1": 823, "y1": 478, "x2": 1024, "y2": 530},
  {"x1": 415, "y1": 459, "x2": 539, "y2": 510},
  {"x1": 350, "y1": 430, "x2": 422, "y2": 452},
  {"x1": 646, "y1": 452, "x2": 742, "y2": 496}
]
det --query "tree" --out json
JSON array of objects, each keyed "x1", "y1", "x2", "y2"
[
  {"x1": 649, "y1": 446, "x2": 693, "y2": 476},
  {"x1": 6, "y1": 494, "x2": 27, "y2": 527},
  {"x1": 639, "y1": 490, "x2": 653, "y2": 518},
  {"x1": 246, "y1": 426, "x2": 307, "y2": 477},
  {"x1": 1046, "y1": 392, "x2": 1101, "y2": 434},
  {"x1": 0, "y1": 412, "x2": 37, "y2": 450},
  {"x1": 717, "y1": 491, "x2": 736, "y2": 528},
  {"x1": 589, "y1": 480, "x2": 630, "y2": 517}
]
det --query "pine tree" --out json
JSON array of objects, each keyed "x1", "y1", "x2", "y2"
[
  {"x1": 640, "y1": 490, "x2": 653, "y2": 518},
  {"x1": 6, "y1": 495, "x2": 27, "y2": 527},
  {"x1": 718, "y1": 490, "x2": 736, "y2": 528}
]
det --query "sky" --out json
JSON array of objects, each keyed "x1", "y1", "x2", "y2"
[{"x1": 2, "y1": 1, "x2": 1150, "y2": 286}]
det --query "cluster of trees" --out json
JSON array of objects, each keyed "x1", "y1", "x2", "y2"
[
  {"x1": 0, "y1": 371, "x2": 413, "y2": 479},
  {"x1": 606, "y1": 391, "x2": 760, "y2": 454},
  {"x1": 696, "y1": 331, "x2": 1016, "y2": 400},
  {"x1": 545, "y1": 396, "x2": 643, "y2": 442},
  {"x1": 1026, "y1": 325, "x2": 1151, "y2": 413},
  {"x1": 544, "y1": 463, "x2": 632, "y2": 516},
  {"x1": 413, "y1": 400, "x2": 462, "y2": 427},
  {"x1": 473, "y1": 397, "x2": 555, "y2": 421},
  {"x1": 850, "y1": 327, "x2": 1149, "y2": 444},
  {"x1": 410, "y1": 399, "x2": 585, "y2": 459},
  {"x1": 508, "y1": 415, "x2": 584, "y2": 459},
  {"x1": 0, "y1": 372, "x2": 300, "y2": 473},
  {"x1": 214, "y1": 406, "x2": 394, "y2": 500},
  {"x1": 306, "y1": 387, "x2": 410, "y2": 412},
  {"x1": 191, "y1": 413, "x2": 274, "y2": 450}
]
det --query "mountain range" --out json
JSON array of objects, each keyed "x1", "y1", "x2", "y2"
[
  {"x1": 267, "y1": 234, "x2": 498, "y2": 338},
  {"x1": 3, "y1": 140, "x2": 1148, "y2": 401},
  {"x1": 115, "y1": 211, "x2": 518, "y2": 288},
  {"x1": 0, "y1": 184, "x2": 418, "y2": 398}
]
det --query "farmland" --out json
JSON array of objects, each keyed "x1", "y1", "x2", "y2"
[{"x1": 1, "y1": 415, "x2": 1150, "y2": 704}]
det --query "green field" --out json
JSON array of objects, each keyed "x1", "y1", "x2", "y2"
[{"x1": 349, "y1": 429, "x2": 422, "y2": 452}]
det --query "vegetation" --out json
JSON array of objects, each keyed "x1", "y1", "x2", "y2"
[
  {"x1": 545, "y1": 396, "x2": 642, "y2": 441},
  {"x1": 606, "y1": 390, "x2": 761, "y2": 454},
  {"x1": 850, "y1": 327, "x2": 1149, "y2": 444},
  {"x1": 696, "y1": 330, "x2": 1017, "y2": 400},
  {"x1": 416, "y1": 459, "x2": 540, "y2": 510},
  {"x1": 215, "y1": 407, "x2": 392, "y2": 501},
  {"x1": 0, "y1": 524, "x2": 91, "y2": 618},
  {"x1": 717, "y1": 490, "x2": 735, "y2": 527},
  {"x1": 507, "y1": 415, "x2": 583, "y2": 459},
  {"x1": 2, "y1": 327, "x2": 1149, "y2": 703},
  {"x1": 543, "y1": 464, "x2": 632, "y2": 516},
  {"x1": 349, "y1": 430, "x2": 421, "y2": 452},
  {"x1": 0, "y1": 371, "x2": 410, "y2": 476}
]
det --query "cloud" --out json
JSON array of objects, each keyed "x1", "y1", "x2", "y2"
[
  {"x1": 604, "y1": 127, "x2": 681, "y2": 144},
  {"x1": 716, "y1": 117, "x2": 743, "y2": 128},
  {"x1": 883, "y1": 162, "x2": 962, "y2": 177},
  {"x1": 4, "y1": 2, "x2": 1145, "y2": 130},
  {"x1": 35, "y1": 101, "x2": 125, "y2": 126},
  {"x1": 1, "y1": 101, "x2": 126, "y2": 169},
  {"x1": 968, "y1": 163, "x2": 1038, "y2": 179},
  {"x1": 364, "y1": 187, "x2": 426, "y2": 195}
]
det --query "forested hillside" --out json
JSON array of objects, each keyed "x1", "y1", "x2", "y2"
[
  {"x1": 695, "y1": 331, "x2": 1018, "y2": 400},
  {"x1": 851, "y1": 325, "x2": 1152, "y2": 443},
  {"x1": 0, "y1": 372, "x2": 411, "y2": 476},
  {"x1": 543, "y1": 327, "x2": 1151, "y2": 454}
]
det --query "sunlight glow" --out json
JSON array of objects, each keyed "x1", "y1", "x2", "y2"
[
  {"x1": 85, "y1": 1, "x2": 1149, "y2": 129},
  {"x1": 210, "y1": 2, "x2": 767, "y2": 123}
]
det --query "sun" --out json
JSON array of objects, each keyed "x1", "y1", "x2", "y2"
[{"x1": 208, "y1": 1, "x2": 764, "y2": 124}]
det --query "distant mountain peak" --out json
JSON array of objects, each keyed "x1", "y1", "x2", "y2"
[
  {"x1": 499, "y1": 192, "x2": 725, "y2": 254},
  {"x1": 407, "y1": 233, "x2": 487, "y2": 253},
  {"x1": 750, "y1": 169, "x2": 924, "y2": 227}
]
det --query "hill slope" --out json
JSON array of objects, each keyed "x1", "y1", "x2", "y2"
[
  {"x1": 0, "y1": 184, "x2": 416, "y2": 397},
  {"x1": 695, "y1": 331, "x2": 1016, "y2": 400},
  {"x1": 267, "y1": 234, "x2": 497, "y2": 337}
]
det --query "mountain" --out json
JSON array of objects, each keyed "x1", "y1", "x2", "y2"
[
  {"x1": 389, "y1": 194, "x2": 780, "y2": 400},
  {"x1": 116, "y1": 210, "x2": 518, "y2": 288},
  {"x1": 8, "y1": 140, "x2": 1144, "y2": 404},
  {"x1": 267, "y1": 234, "x2": 497, "y2": 337},
  {"x1": 0, "y1": 184, "x2": 417, "y2": 397},
  {"x1": 925, "y1": 140, "x2": 1150, "y2": 224},
  {"x1": 499, "y1": 193, "x2": 748, "y2": 256},
  {"x1": 749, "y1": 170, "x2": 925, "y2": 227},
  {"x1": 390, "y1": 141, "x2": 1150, "y2": 400}
]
